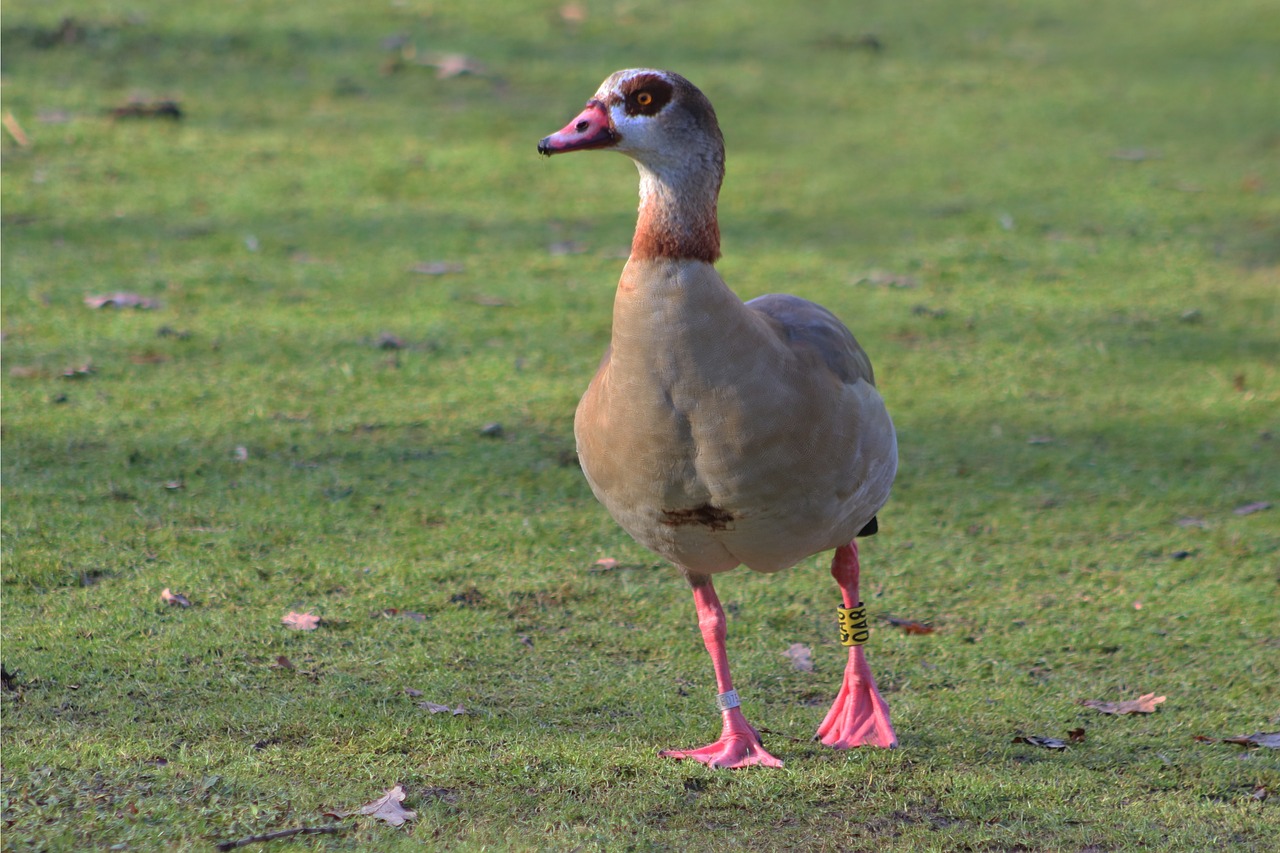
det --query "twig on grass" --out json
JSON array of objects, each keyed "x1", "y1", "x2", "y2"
[{"x1": 214, "y1": 824, "x2": 345, "y2": 851}]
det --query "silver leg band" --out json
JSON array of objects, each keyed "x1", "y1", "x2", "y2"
[{"x1": 716, "y1": 689, "x2": 741, "y2": 711}]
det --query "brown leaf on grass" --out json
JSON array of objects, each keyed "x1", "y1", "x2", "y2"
[
  {"x1": 548, "y1": 240, "x2": 587, "y2": 256},
  {"x1": 853, "y1": 269, "x2": 918, "y2": 289},
  {"x1": 1109, "y1": 148, "x2": 1160, "y2": 161},
  {"x1": 1223, "y1": 732, "x2": 1280, "y2": 749},
  {"x1": 784, "y1": 643, "x2": 814, "y2": 672},
  {"x1": 410, "y1": 261, "x2": 464, "y2": 275},
  {"x1": 8, "y1": 365, "x2": 42, "y2": 378},
  {"x1": 358, "y1": 785, "x2": 417, "y2": 825},
  {"x1": 282, "y1": 611, "x2": 320, "y2": 631},
  {"x1": 3, "y1": 111, "x2": 31, "y2": 146},
  {"x1": 1252, "y1": 785, "x2": 1269, "y2": 801},
  {"x1": 1176, "y1": 516, "x2": 1208, "y2": 528},
  {"x1": 591, "y1": 558, "x2": 620, "y2": 571},
  {"x1": 1079, "y1": 692, "x2": 1165, "y2": 715},
  {"x1": 418, "y1": 701, "x2": 467, "y2": 715},
  {"x1": 379, "y1": 608, "x2": 427, "y2": 622},
  {"x1": 109, "y1": 100, "x2": 182, "y2": 120},
  {"x1": 1012, "y1": 735, "x2": 1068, "y2": 750},
  {"x1": 1196, "y1": 731, "x2": 1280, "y2": 750},
  {"x1": 1067, "y1": 727, "x2": 1086, "y2": 743},
  {"x1": 61, "y1": 362, "x2": 94, "y2": 379},
  {"x1": 884, "y1": 615, "x2": 935, "y2": 635},
  {"x1": 559, "y1": 2, "x2": 587, "y2": 25},
  {"x1": 271, "y1": 656, "x2": 295, "y2": 670},
  {"x1": 404, "y1": 687, "x2": 423, "y2": 697},
  {"x1": 1233, "y1": 501, "x2": 1271, "y2": 516},
  {"x1": 85, "y1": 292, "x2": 160, "y2": 309},
  {"x1": 459, "y1": 293, "x2": 508, "y2": 307},
  {"x1": 416, "y1": 52, "x2": 486, "y2": 79},
  {"x1": 374, "y1": 332, "x2": 406, "y2": 350},
  {"x1": 325, "y1": 784, "x2": 417, "y2": 827},
  {"x1": 160, "y1": 588, "x2": 191, "y2": 607}
]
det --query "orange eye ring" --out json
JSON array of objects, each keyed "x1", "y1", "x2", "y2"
[{"x1": 636, "y1": 91, "x2": 653, "y2": 107}]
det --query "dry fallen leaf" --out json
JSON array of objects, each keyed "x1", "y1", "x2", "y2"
[
  {"x1": 3, "y1": 111, "x2": 31, "y2": 146},
  {"x1": 1067, "y1": 727, "x2": 1086, "y2": 743},
  {"x1": 854, "y1": 269, "x2": 918, "y2": 289},
  {"x1": 109, "y1": 100, "x2": 182, "y2": 120},
  {"x1": 459, "y1": 294, "x2": 508, "y2": 307},
  {"x1": 1079, "y1": 692, "x2": 1166, "y2": 715},
  {"x1": 884, "y1": 615, "x2": 935, "y2": 635},
  {"x1": 1233, "y1": 501, "x2": 1271, "y2": 516},
  {"x1": 418, "y1": 701, "x2": 467, "y2": 715},
  {"x1": 271, "y1": 655, "x2": 295, "y2": 670},
  {"x1": 417, "y1": 52, "x2": 485, "y2": 79},
  {"x1": 548, "y1": 240, "x2": 587, "y2": 256},
  {"x1": 358, "y1": 785, "x2": 416, "y2": 826},
  {"x1": 1013, "y1": 735, "x2": 1068, "y2": 750},
  {"x1": 85, "y1": 292, "x2": 160, "y2": 310},
  {"x1": 326, "y1": 784, "x2": 417, "y2": 827},
  {"x1": 784, "y1": 643, "x2": 814, "y2": 672},
  {"x1": 379, "y1": 608, "x2": 427, "y2": 622},
  {"x1": 160, "y1": 588, "x2": 191, "y2": 607},
  {"x1": 559, "y1": 2, "x2": 587, "y2": 24},
  {"x1": 404, "y1": 687, "x2": 423, "y2": 697},
  {"x1": 374, "y1": 332, "x2": 406, "y2": 350},
  {"x1": 592, "y1": 558, "x2": 620, "y2": 571},
  {"x1": 410, "y1": 261, "x2": 464, "y2": 276},
  {"x1": 1196, "y1": 731, "x2": 1280, "y2": 750},
  {"x1": 282, "y1": 611, "x2": 320, "y2": 631}
]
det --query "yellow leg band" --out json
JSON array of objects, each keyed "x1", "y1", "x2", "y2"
[{"x1": 838, "y1": 604, "x2": 869, "y2": 646}]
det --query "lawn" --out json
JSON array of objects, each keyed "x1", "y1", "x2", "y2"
[{"x1": 2, "y1": 0, "x2": 1278, "y2": 850}]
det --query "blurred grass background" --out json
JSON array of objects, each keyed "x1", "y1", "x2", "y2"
[{"x1": 2, "y1": 1, "x2": 1278, "y2": 849}]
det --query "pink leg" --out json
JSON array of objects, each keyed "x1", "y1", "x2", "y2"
[
  {"x1": 659, "y1": 576, "x2": 783, "y2": 769},
  {"x1": 815, "y1": 542, "x2": 898, "y2": 748}
]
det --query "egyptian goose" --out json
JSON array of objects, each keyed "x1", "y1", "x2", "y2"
[{"x1": 539, "y1": 69, "x2": 899, "y2": 768}]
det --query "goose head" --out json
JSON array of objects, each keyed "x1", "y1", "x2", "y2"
[{"x1": 539, "y1": 69, "x2": 725, "y2": 263}]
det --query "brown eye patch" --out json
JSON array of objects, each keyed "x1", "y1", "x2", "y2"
[{"x1": 621, "y1": 75, "x2": 673, "y2": 117}]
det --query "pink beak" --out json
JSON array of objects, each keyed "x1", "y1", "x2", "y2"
[{"x1": 538, "y1": 100, "x2": 617, "y2": 155}]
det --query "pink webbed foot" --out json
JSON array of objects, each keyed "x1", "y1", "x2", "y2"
[
  {"x1": 660, "y1": 708, "x2": 784, "y2": 769},
  {"x1": 816, "y1": 646, "x2": 897, "y2": 749}
]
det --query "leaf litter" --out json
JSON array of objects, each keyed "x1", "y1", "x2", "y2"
[
  {"x1": 883, "y1": 615, "x2": 935, "y2": 635},
  {"x1": 84, "y1": 292, "x2": 160, "y2": 309},
  {"x1": 281, "y1": 611, "x2": 320, "y2": 630},
  {"x1": 784, "y1": 643, "x2": 814, "y2": 672},
  {"x1": 323, "y1": 785, "x2": 417, "y2": 827},
  {"x1": 1194, "y1": 732, "x2": 1280, "y2": 749},
  {"x1": 160, "y1": 588, "x2": 191, "y2": 607},
  {"x1": 1079, "y1": 692, "x2": 1165, "y2": 715},
  {"x1": 418, "y1": 701, "x2": 467, "y2": 715},
  {"x1": 1013, "y1": 735, "x2": 1069, "y2": 750}
]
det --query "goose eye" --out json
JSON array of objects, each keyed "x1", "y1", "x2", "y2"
[{"x1": 636, "y1": 92, "x2": 653, "y2": 107}]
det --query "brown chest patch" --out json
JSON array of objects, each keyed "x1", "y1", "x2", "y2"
[{"x1": 660, "y1": 503, "x2": 735, "y2": 531}]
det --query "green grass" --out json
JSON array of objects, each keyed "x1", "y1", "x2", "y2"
[{"x1": 3, "y1": 0, "x2": 1278, "y2": 849}]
